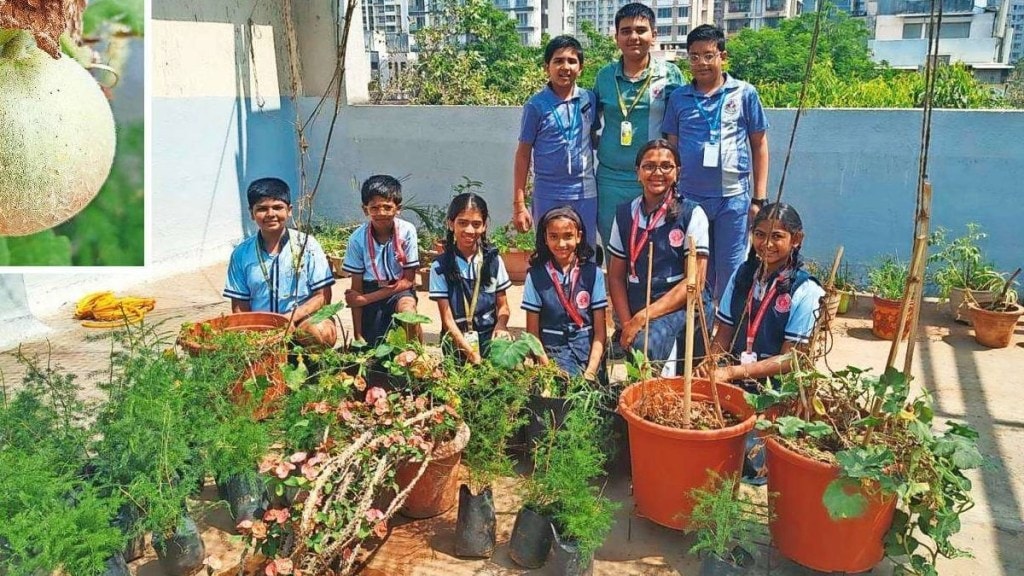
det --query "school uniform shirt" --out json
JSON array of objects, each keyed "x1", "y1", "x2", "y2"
[
  {"x1": 428, "y1": 249, "x2": 512, "y2": 335},
  {"x1": 607, "y1": 196, "x2": 710, "y2": 313},
  {"x1": 716, "y1": 264, "x2": 825, "y2": 359},
  {"x1": 661, "y1": 74, "x2": 769, "y2": 199},
  {"x1": 224, "y1": 229, "x2": 335, "y2": 314},
  {"x1": 519, "y1": 84, "x2": 597, "y2": 201},
  {"x1": 521, "y1": 261, "x2": 607, "y2": 347},
  {"x1": 341, "y1": 218, "x2": 420, "y2": 284}
]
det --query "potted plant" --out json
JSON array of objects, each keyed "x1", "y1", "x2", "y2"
[
  {"x1": 492, "y1": 222, "x2": 536, "y2": 284},
  {"x1": 928, "y1": 224, "x2": 1005, "y2": 324},
  {"x1": 687, "y1": 472, "x2": 760, "y2": 576},
  {"x1": 304, "y1": 220, "x2": 360, "y2": 279},
  {"x1": 966, "y1": 268, "x2": 1022, "y2": 348},
  {"x1": 867, "y1": 255, "x2": 913, "y2": 341},
  {"x1": 805, "y1": 259, "x2": 857, "y2": 320},
  {"x1": 748, "y1": 365, "x2": 981, "y2": 574}
]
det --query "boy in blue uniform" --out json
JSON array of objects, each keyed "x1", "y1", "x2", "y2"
[
  {"x1": 513, "y1": 35, "x2": 598, "y2": 246},
  {"x1": 224, "y1": 177, "x2": 337, "y2": 348},
  {"x1": 662, "y1": 24, "x2": 769, "y2": 304},
  {"x1": 341, "y1": 175, "x2": 421, "y2": 346}
]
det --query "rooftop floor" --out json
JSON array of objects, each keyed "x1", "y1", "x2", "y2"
[{"x1": 2, "y1": 262, "x2": 1022, "y2": 575}]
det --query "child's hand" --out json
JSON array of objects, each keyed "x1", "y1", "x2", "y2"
[
  {"x1": 493, "y1": 329, "x2": 511, "y2": 341},
  {"x1": 513, "y1": 209, "x2": 533, "y2": 233},
  {"x1": 392, "y1": 278, "x2": 414, "y2": 293},
  {"x1": 582, "y1": 369, "x2": 598, "y2": 382},
  {"x1": 344, "y1": 289, "x2": 365, "y2": 307},
  {"x1": 468, "y1": 350, "x2": 483, "y2": 365}
]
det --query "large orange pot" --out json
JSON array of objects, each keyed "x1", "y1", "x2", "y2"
[
  {"x1": 502, "y1": 249, "x2": 530, "y2": 284},
  {"x1": 967, "y1": 302, "x2": 1023, "y2": 348},
  {"x1": 397, "y1": 422, "x2": 471, "y2": 519},
  {"x1": 177, "y1": 312, "x2": 290, "y2": 420},
  {"x1": 766, "y1": 437, "x2": 896, "y2": 573},
  {"x1": 871, "y1": 296, "x2": 914, "y2": 341},
  {"x1": 618, "y1": 378, "x2": 755, "y2": 530}
]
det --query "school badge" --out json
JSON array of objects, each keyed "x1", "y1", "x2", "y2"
[
  {"x1": 576, "y1": 290, "x2": 591, "y2": 309},
  {"x1": 775, "y1": 293, "x2": 792, "y2": 314},
  {"x1": 723, "y1": 98, "x2": 740, "y2": 120},
  {"x1": 652, "y1": 83, "x2": 664, "y2": 100},
  {"x1": 668, "y1": 228, "x2": 684, "y2": 248}
]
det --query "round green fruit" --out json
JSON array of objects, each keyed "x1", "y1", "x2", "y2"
[{"x1": 0, "y1": 30, "x2": 116, "y2": 237}]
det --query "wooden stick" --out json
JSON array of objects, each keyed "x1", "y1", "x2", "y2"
[
  {"x1": 901, "y1": 181, "x2": 933, "y2": 374},
  {"x1": 642, "y1": 240, "x2": 655, "y2": 372},
  {"x1": 809, "y1": 245, "x2": 844, "y2": 363},
  {"x1": 682, "y1": 236, "x2": 697, "y2": 429},
  {"x1": 887, "y1": 182, "x2": 931, "y2": 370}
]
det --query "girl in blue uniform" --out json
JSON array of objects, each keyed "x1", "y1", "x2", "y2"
[
  {"x1": 521, "y1": 206, "x2": 608, "y2": 380},
  {"x1": 429, "y1": 193, "x2": 512, "y2": 364},
  {"x1": 606, "y1": 139, "x2": 710, "y2": 375},
  {"x1": 700, "y1": 202, "x2": 824, "y2": 484}
]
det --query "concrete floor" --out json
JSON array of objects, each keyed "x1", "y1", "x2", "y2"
[{"x1": 1, "y1": 262, "x2": 1022, "y2": 576}]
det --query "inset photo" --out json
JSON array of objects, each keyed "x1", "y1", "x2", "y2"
[{"x1": 0, "y1": 0, "x2": 143, "y2": 266}]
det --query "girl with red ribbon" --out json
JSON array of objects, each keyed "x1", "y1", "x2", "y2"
[{"x1": 521, "y1": 206, "x2": 608, "y2": 381}]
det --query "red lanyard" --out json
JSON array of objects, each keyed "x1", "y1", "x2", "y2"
[
  {"x1": 366, "y1": 224, "x2": 406, "y2": 282},
  {"x1": 744, "y1": 277, "x2": 780, "y2": 353},
  {"x1": 628, "y1": 199, "x2": 670, "y2": 280},
  {"x1": 546, "y1": 261, "x2": 585, "y2": 328}
]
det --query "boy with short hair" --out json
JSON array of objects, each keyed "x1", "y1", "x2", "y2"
[
  {"x1": 592, "y1": 2, "x2": 684, "y2": 248},
  {"x1": 224, "y1": 177, "x2": 338, "y2": 348},
  {"x1": 341, "y1": 174, "x2": 421, "y2": 345},
  {"x1": 513, "y1": 35, "x2": 598, "y2": 246},
  {"x1": 662, "y1": 24, "x2": 770, "y2": 303}
]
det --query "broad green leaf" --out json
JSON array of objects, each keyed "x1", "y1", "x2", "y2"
[
  {"x1": 4, "y1": 231, "x2": 72, "y2": 265},
  {"x1": 775, "y1": 416, "x2": 807, "y2": 438},
  {"x1": 803, "y1": 421, "x2": 833, "y2": 439},
  {"x1": 835, "y1": 446, "x2": 893, "y2": 479},
  {"x1": 933, "y1": 433, "x2": 982, "y2": 470},
  {"x1": 487, "y1": 335, "x2": 543, "y2": 369},
  {"x1": 282, "y1": 359, "x2": 309, "y2": 391},
  {"x1": 307, "y1": 302, "x2": 344, "y2": 325},
  {"x1": 823, "y1": 479, "x2": 868, "y2": 520},
  {"x1": 393, "y1": 311, "x2": 432, "y2": 325}
]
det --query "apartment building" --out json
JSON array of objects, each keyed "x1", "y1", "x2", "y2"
[{"x1": 1010, "y1": 0, "x2": 1023, "y2": 62}]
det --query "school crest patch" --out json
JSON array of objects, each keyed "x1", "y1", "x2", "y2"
[
  {"x1": 576, "y1": 290, "x2": 591, "y2": 309},
  {"x1": 723, "y1": 97, "x2": 740, "y2": 121},
  {"x1": 775, "y1": 293, "x2": 792, "y2": 314},
  {"x1": 652, "y1": 80, "x2": 666, "y2": 100},
  {"x1": 669, "y1": 228, "x2": 685, "y2": 248}
]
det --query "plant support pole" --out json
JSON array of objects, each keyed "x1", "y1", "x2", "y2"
[
  {"x1": 682, "y1": 236, "x2": 697, "y2": 429},
  {"x1": 901, "y1": 181, "x2": 933, "y2": 374}
]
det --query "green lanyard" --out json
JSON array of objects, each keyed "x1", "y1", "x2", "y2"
[
  {"x1": 461, "y1": 251, "x2": 484, "y2": 332},
  {"x1": 615, "y1": 63, "x2": 654, "y2": 120},
  {"x1": 255, "y1": 235, "x2": 279, "y2": 312}
]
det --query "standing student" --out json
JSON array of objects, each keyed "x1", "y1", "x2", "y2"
[
  {"x1": 224, "y1": 177, "x2": 338, "y2": 348},
  {"x1": 429, "y1": 193, "x2": 512, "y2": 364},
  {"x1": 662, "y1": 24, "x2": 770, "y2": 303},
  {"x1": 606, "y1": 140, "x2": 709, "y2": 375},
  {"x1": 513, "y1": 35, "x2": 598, "y2": 246},
  {"x1": 341, "y1": 175, "x2": 421, "y2": 346},
  {"x1": 521, "y1": 206, "x2": 607, "y2": 380},
  {"x1": 592, "y1": 2, "x2": 684, "y2": 248}
]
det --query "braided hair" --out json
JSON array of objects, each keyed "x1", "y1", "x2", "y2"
[
  {"x1": 439, "y1": 192, "x2": 498, "y2": 286},
  {"x1": 733, "y1": 202, "x2": 806, "y2": 300}
]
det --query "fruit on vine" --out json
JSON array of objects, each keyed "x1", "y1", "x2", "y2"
[{"x1": 0, "y1": 29, "x2": 116, "y2": 236}]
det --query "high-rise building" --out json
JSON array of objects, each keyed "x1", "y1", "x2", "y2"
[
  {"x1": 719, "y1": 0, "x2": 801, "y2": 35},
  {"x1": 1009, "y1": 0, "x2": 1023, "y2": 63}
]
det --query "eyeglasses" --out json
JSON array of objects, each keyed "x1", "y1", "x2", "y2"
[
  {"x1": 640, "y1": 163, "x2": 677, "y2": 173},
  {"x1": 366, "y1": 204, "x2": 398, "y2": 215},
  {"x1": 687, "y1": 52, "x2": 721, "y2": 64}
]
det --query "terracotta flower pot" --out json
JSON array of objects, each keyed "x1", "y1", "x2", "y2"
[
  {"x1": 328, "y1": 254, "x2": 344, "y2": 278},
  {"x1": 823, "y1": 291, "x2": 840, "y2": 323},
  {"x1": 396, "y1": 422, "x2": 471, "y2": 519},
  {"x1": 177, "y1": 312, "x2": 290, "y2": 420},
  {"x1": 949, "y1": 287, "x2": 997, "y2": 325},
  {"x1": 967, "y1": 303, "x2": 1023, "y2": 348},
  {"x1": 502, "y1": 249, "x2": 530, "y2": 284},
  {"x1": 617, "y1": 378, "x2": 755, "y2": 530},
  {"x1": 871, "y1": 295, "x2": 914, "y2": 341},
  {"x1": 417, "y1": 266, "x2": 431, "y2": 292},
  {"x1": 765, "y1": 437, "x2": 895, "y2": 573}
]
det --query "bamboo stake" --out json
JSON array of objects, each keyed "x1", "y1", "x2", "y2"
[
  {"x1": 809, "y1": 245, "x2": 844, "y2": 363},
  {"x1": 902, "y1": 182, "x2": 933, "y2": 374},
  {"x1": 682, "y1": 236, "x2": 697, "y2": 429},
  {"x1": 643, "y1": 240, "x2": 655, "y2": 372},
  {"x1": 886, "y1": 182, "x2": 931, "y2": 370}
]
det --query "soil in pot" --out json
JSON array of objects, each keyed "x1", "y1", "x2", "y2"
[
  {"x1": 968, "y1": 303, "x2": 1023, "y2": 348},
  {"x1": 454, "y1": 484, "x2": 496, "y2": 558},
  {"x1": 871, "y1": 296, "x2": 915, "y2": 341},
  {"x1": 766, "y1": 437, "x2": 895, "y2": 573},
  {"x1": 508, "y1": 506, "x2": 553, "y2": 569},
  {"x1": 618, "y1": 378, "x2": 755, "y2": 530},
  {"x1": 397, "y1": 422, "x2": 470, "y2": 519},
  {"x1": 548, "y1": 524, "x2": 594, "y2": 576},
  {"x1": 949, "y1": 287, "x2": 997, "y2": 325},
  {"x1": 153, "y1": 515, "x2": 206, "y2": 576}
]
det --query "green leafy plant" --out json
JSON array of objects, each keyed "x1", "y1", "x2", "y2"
[
  {"x1": 867, "y1": 255, "x2": 909, "y2": 300},
  {"x1": 749, "y1": 365, "x2": 982, "y2": 576},
  {"x1": 492, "y1": 222, "x2": 535, "y2": 253},
  {"x1": 804, "y1": 259, "x2": 857, "y2": 292},
  {"x1": 303, "y1": 221, "x2": 361, "y2": 258},
  {"x1": 687, "y1": 472, "x2": 761, "y2": 567},
  {"x1": 927, "y1": 224, "x2": 1005, "y2": 299}
]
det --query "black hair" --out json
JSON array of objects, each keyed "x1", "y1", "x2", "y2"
[
  {"x1": 544, "y1": 35, "x2": 584, "y2": 67},
  {"x1": 360, "y1": 174, "x2": 403, "y2": 206},
  {"x1": 634, "y1": 138, "x2": 683, "y2": 220},
  {"x1": 439, "y1": 192, "x2": 497, "y2": 286},
  {"x1": 686, "y1": 24, "x2": 726, "y2": 52},
  {"x1": 734, "y1": 203, "x2": 806, "y2": 299},
  {"x1": 247, "y1": 177, "x2": 290, "y2": 209},
  {"x1": 615, "y1": 2, "x2": 656, "y2": 30},
  {"x1": 530, "y1": 205, "x2": 596, "y2": 267}
]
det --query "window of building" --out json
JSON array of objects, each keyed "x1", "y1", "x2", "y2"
[
  {"x1": 657, "y1": 7, "x2": 673, "y2": 18},
  {"x1": 678, "y1": 25, "x2": 689, "y2": 36},
  {"x1": 517, "y1": 12, "x2": 529, "y2": 26},
  {"x1": 520, "y1": 32, "x2": 531, "y2": 44},
  {"x1": 935, "y1": 22, "x2": 971, "y2": 39},
  {"x1": 764, "y1": 17, "x2": 780, "y2": 28},
  {"x1": 678, "y1": 7, "x2": 690, "y2": 17},
  {"x1": 658, "y1": 25, "x2": 672, "y2": 35},
  {"x1": 726, "y1": 19, "x2": 747, "y2": 33},
  {"x1": 728, "y1": 1, "x2": 751, "y2": 13},
  {"x1": 902, "y1": 23, "x2": 923, "y2": 38}
]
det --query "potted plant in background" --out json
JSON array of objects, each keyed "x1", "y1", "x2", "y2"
[
  {"x1": 805, "y1": 258, "x2": 857, "y2": 321},
  {"x1": 687, "y1": 472, "x2": 760, "y2": 576},
  {"x1": 928, "y1": 224, "x2": 1005, "y2": 324},
  {"x1": 748, "y1": 365, "x2": 981, "y2": 574},
  {"x1": 966, "y1": 268, "x2": 1022, "y2": 348},
  {"x1": 867, "y1": 255, "x2": 912, "y2": 341},
  {"x1": 493, "y1": 222, "x2": 536, "y2": 284}
]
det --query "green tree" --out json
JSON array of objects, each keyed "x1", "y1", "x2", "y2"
[
  {"x1": 1000, "y1": 60, "x2": 1024, "y2": 108},
  {"x1": 577, "y1": 20, "x2": 619, "y2": 90}
]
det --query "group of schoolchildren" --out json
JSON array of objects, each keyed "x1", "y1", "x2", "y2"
[{"x1": 224, "y1": 4, "x2": 825, "y2": 397}]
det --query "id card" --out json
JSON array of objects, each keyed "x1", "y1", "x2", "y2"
[
  {"x1": 703, "y1": 141, "x2": 720, "y2": 167},
  {"x1": 464, "y1": 330, "x2": 480, "y2": 353},
  {"x1": 740, "y1": 351, "x2": 758, "y2": 365},
  {"x1": 620, "y1": 120, "x2": 633, "y2": 147}
]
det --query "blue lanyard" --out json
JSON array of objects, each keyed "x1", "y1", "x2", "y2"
[
  {"x1": 550, "y1": 94, "x2": 581, "y2": 173},
  {"x1": 693, "y1": 91, "x2": 726, "y2": 144}
]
